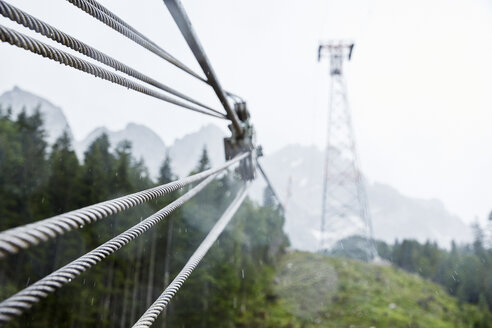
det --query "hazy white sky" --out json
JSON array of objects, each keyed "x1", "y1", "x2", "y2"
[{"x1": 0, "y1": 0, "x2": 491, "y2": 224}]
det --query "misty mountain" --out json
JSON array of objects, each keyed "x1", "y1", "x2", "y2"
[
  {"x1": 254, "y1": 144, "x2": 473, "y2": 251},
  {"x1": 74, "y1": 123, "x2": 167, "y2": 179},
  {"x1": 75, "y1": 123, "x2": 226, "y2": 179},
  {"x1": 0, "y1": 87, "x2": 224, "y2": 179},
  {"x1": 0, "y1": 87, "x2": 472, "y2": 251},
  {"x1": 0, "y1": 87, "x2": 73, "y2": 144},
  {"x1": 167, "y1": 124, "x2": 226, "y2": 178},
  {"x1": 369, "y1": 183, "x2": 472, "y2": 248}
]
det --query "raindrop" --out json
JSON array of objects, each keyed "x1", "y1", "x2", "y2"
[{"x1": 241, "y1": 269, "x2": 244, "y2": 279}]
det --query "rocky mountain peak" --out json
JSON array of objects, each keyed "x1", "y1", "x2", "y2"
[{"x1": 0, "y1": 87, "x2": 73, "y2": 144}]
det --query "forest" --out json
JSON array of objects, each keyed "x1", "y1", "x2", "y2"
[
  {"x1": 330, "y1": 230, "x2": 492, "y2": 321},
  {"x1": 0, "y1": 108, "x2": 288, "y2": 327},
  {"x1": 376, "y1": 230, "x2": 492, "y2": 316},
  {"x1": 1, "y1": 108, "x2": 491, "y2": 327}
]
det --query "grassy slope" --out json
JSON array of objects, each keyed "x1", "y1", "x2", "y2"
[{"x1": 261, "y1": 251, "x2": 486, "y2": 328}]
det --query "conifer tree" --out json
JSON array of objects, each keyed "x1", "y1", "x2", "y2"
[
  {"x1": 158, "y1": 153, "x2": 176, "y2": 184},
  {"x1": 16, "y1": 108, "x2": 48, "y2": 222},
  {"x1": 195, "y1": 145, "x2": 211, "y2": 172},
  {"x1": 46, "y1": 130, "x2": 80, "y2": 214},
  {"x1": 81, "y1": 133, "x2": 115, "y2": 204}
]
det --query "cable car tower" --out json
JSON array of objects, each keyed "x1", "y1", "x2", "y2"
[{"x1": 318, "y1": 41, "x2": 376, "y2": 259}]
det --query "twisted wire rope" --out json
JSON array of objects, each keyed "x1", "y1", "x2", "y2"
[
  {"x1": 0, "y1": 152, "x2": 249, "y2": 258},
  {"x1": 132, "y1": 183, "x2": 249, "y2": 328},
  {"x1": 0, "y1": 174, "x2": 219, "y2": 323},
  {"x1": 66, "y1": 0, "x2": 208, "y2": 83},
  {"x1": 0, "y1": 1, "x2": 223, "y2": 117},
  {"x1": 0, "y1": 25, "x2": 226, "y2": 119},
  {"x1": 256, "y1": 161, "x2": 285, "y2": 212},
  {"x1": 84, "y1": 0, "x2": 162, "y2": 51}
]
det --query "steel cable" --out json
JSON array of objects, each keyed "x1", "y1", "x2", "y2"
[
  {"x1": 84, "y1": 0, "x2": 162, "y2": 51},
  {"x1": 65, "y1": 0, "x2": 208, "y2": 83},
  {"x1": 0, "y1": 24, "x2": 226, "y2": 119},
  {"x1": 0, "y1": 152, "x2": 249, "y2": 258},
  {"x1": 0, "y1": 174, "x2": 220, "y2": 323},
  {"x1": 256, "y1": 161, "x2": 285, "y2": 212},
  {"x1": 132, "y1": 183, "x2": 249, "y2": 328},
  {"x1": 163, "y1": 0, "x2": 244, "y2": 136},
  {"x1": 0, "y1": 1, "x2": 223, "y2": 117}
]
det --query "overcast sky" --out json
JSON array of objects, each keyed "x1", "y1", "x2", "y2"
[{"x1": 0, "y1": 0, "x2": 491, "y2": 224}]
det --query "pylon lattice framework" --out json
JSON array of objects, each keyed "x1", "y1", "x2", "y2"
[{"x1": 318, "y1": 41, "x2": 376, "y2": 258}]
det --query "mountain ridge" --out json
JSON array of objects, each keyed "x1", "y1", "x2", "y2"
[
  {"x1": 74, "y1": 122, "x2": 167, "y2": 179},
  {"x1": 0, "y1": 86, "x2": 472, "y2": 250},
  {"x1": 0, "y1": 86, "x2": 73, "y2": 144}
]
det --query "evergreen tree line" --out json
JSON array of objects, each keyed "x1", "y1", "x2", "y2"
[
  {"x1": 374, "y1": 225, "x2": 492, "y2": 317},
  {"x1": 0, "y1": 108, "x2": 289, "y2": 327}
]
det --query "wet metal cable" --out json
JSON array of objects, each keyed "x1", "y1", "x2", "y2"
[
  {"x1": 0, "y1": 175, "x2": 218, "y2": 324},
  {"x1": 84, "y1": 0, "x2": 161, "y2": 50},
  {"x1": 163, "y1": 0, "x2": 244, "y2": 136},
  {"x1": 132, "y1": 184, "x2": 249, "y2": 328},
  {"x1": 0, "y1": 25, "x2": 226, "y2": 119},
  {"x1": 66, "y1": 0, "x2": 208, "y2": 83},
  {"x1": 0, "y1": 1, "x2": 223, "y2": 117},
  {"x1": 82, "y1": 0, "x2": 245, "y2": 108},
  {"x1": 0, "y1": 152, "x2": 249, "y2": 258},
  {"x1": 257, "y1": 161, "x2": 285, "y2": 212}
]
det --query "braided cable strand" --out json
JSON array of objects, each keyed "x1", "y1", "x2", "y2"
[
  {"x1": 84, "y1": 0, "x2": 163, "y2": 51},
  {"x1": 132, "y1": 184, "x2": 249, "y2": 328},
  {"x1": 66, "y1": 0, "x2": 208, "y2": 83},
  {"x1": 0, "y1": 24, "x2": 225, "y2": 119},
  {"x1": 0, "y1": 152, "x2": 249, "y2": 258},
  {"x1": 0, "y1": 174, "x2": 219, "y2": 323},
  {"x1": 0, "y1": 1, "x2": 222, "y2": 116}
]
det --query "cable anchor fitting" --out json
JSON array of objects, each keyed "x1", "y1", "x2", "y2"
[{"x1": 224, "y1": 101, "x2": 258, "y2": 181}]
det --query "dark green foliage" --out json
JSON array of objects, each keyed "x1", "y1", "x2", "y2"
[
  {"x1": 45, "y1": 131, "x2": 81, "y2": 215},
  {"x1": 81, "y1": 133, "x2": 115, "y2": 204},
  {"x1": 268, "y1": 252, "x2": 491, "y2": 328},
  {"x1": 376, "y1": 229, "x2": 492, "y2": 320},
  {"x1": 263, "y1": 186, "x2": 276, "y2": 207},
  {"x1": 2, "y1": 108, "x2": 490, "y2": 327},
  {"x1": 0, "y1": 112, "x2": 289, "y2": 327},
  {"x1": 0, "y1": 107, "x2": 48, "y2": 228},
  {"x1": 195, "y1": 145, "x2": 211, "y2": 172},
  {"x1": 157, "y1": 153, "x2": 175, "y2": 184}
]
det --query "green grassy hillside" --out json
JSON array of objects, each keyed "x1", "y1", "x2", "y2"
[{"x1": 261, "y1": 251, "x2": 490, "y2": 328}]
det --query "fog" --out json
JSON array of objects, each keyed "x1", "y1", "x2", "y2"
[{"x1": 0, "y1": 0, "x2": 491, "y2": 223}]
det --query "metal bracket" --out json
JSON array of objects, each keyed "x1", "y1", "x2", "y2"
[{"x1": 224, "y1": 101, "x2": 258, "y2": 181}]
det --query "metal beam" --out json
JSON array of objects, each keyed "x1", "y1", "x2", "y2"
[{"x1": 163, "y1": 0, "x2": 243, "y2": 135}]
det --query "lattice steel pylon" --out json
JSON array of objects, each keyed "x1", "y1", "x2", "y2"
[{"x1": 318, "y1": 41, "x2": 376, "y2": 259}]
